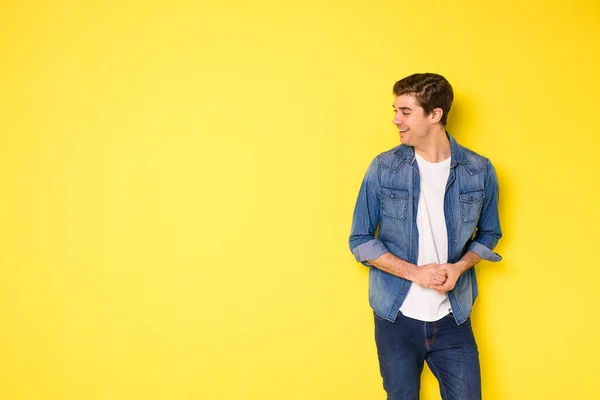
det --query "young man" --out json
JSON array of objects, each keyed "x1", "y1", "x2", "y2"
[{"x1": 349, "y1": 73, "x2": 502, "y2": 400}]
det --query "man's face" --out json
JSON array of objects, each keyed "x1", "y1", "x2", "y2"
[{"x1": 392, "y1": 94, "x2": 433, "y2": 146}]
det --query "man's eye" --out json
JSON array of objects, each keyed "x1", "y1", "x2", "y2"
[{"x1": 403, "y1": 112, "x2": 410, "y2": 116}]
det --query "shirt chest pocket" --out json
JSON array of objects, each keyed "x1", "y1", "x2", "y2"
[
  {"x1": 380, "y1": 187, "x2": 409, "y2": 220},
  {"x1": 459, "y1": 190, "x2": 485, "y2": 223}
]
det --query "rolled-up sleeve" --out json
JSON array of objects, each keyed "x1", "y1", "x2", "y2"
[
  {"x1": 467, "y1": 160, "x2": 502, "y2": 262},
  {"x1": 349, "y1": 157, "x2": 390, "y2": 266}
]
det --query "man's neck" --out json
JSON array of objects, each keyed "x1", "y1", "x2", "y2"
[{"x1": 414, "y1": 128, "x2": 451, "y2": 163}]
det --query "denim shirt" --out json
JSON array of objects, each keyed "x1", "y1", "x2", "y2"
[{"x1": 349, "y1": 133, "x2": 502, "y2": 324}]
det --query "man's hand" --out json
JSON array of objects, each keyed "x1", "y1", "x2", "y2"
[
  {"x1": 412, "y1": 263, "x2": 448, "y2": 288},
  {"x1": 431, "y1": 263, "x2": 463, "y2": 294}
]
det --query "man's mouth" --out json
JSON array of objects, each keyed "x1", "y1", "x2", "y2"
[{"x1": 399, "y1": 129, "x2": 408, "y2": 133}]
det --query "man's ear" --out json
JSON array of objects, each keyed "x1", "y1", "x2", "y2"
[{"x1": 429, "y1": 108, "x2": 443, "y2": 124}]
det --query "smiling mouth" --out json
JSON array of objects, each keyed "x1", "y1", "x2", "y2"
[{"x1": 399, "y1": 129, "x2": 408, "y2": 133}]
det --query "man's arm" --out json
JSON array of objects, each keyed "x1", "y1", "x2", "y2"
[
  {"x1": 369, "y1": 252, "x2": 448, "y2": 289},
  {"x1": 466, "y1": 160, "x2": 503, "y2": 262},
  {"x1": 349, "y1": 157, "x2": 390, "y2": 266},
  {"x1": 349, "y1": 156, "x2": 448, "y2": 288}
]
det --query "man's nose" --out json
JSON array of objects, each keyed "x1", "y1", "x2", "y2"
[{"x1": 393, "y1": 113, "x2": 402, "y2": 125}]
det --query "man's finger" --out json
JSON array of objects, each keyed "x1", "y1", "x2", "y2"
[
  {"x1": 432, "y1": 286, "x2": 446, "y2": 294},
  {"x1": 434, "y1": 282, "x2": 449, "y2": 292}
]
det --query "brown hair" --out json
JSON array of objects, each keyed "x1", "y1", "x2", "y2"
[{"x1": 393, "y1": 73, "x2": 454, "y2": 126}]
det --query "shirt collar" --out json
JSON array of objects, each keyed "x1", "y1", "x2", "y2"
[{"x1": 394, "y1": 131, "x2": 469, "y2": 168}]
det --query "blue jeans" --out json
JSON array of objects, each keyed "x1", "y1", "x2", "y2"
[{"x1": 374, "y1": 311, "x2": 481, "y2": 400}]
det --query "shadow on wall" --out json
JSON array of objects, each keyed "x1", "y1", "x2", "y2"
[{"x1": 445, "y1": 93, "x2": 480, "y2": 144}]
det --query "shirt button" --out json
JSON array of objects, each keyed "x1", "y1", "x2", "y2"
[
  {"x1": 391, "y1": 194, "x2": 396, "y2": 199},
  {"x1": 469, "y1": 196, "x2": 473, "y2": 201}
]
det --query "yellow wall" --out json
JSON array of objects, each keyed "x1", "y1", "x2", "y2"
[{"x1": 1, "y1": 1, "x2": 599, "y2": 399}]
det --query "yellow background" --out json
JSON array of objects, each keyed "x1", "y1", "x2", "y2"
[{"x1": 1, "y1": 1, "x2": 599, "y2": 399}]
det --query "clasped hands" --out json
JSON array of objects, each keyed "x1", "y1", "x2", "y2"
[{"x1": 414, "y1": 263, "x2": 461, "y2": 294}]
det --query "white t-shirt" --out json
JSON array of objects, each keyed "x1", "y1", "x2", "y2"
[{"x1": 399, "y1": 151, "x2": 452, "y2": 322}]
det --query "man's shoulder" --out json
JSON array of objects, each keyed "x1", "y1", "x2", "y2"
[
  {"x1": 455, "y1": 141, "x2": 492, "y2": 170},
  {"x1": 375, "y1": 144, "x2": 403, "y2": 159},
  {"x1": 371, "y1": 144, "x2": 408, "y2": 171}
]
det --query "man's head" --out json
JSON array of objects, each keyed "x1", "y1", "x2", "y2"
[
  {"x1": 391, "y1": 73, "x2": 454, "y2": 146},
  {"x1": 392, "y1": 73, "x2": 454, "y2": 126}
]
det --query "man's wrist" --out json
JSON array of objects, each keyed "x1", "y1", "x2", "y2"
[
  {"x1": 453, "y1": 261, "x2": 470, "y2": 274},
  {"x1": 452, "y1": 251, "x2": 482, "y2": 274},
  {"x1": 404, "y1": 261, "x2": 419, "y2": 282}
]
